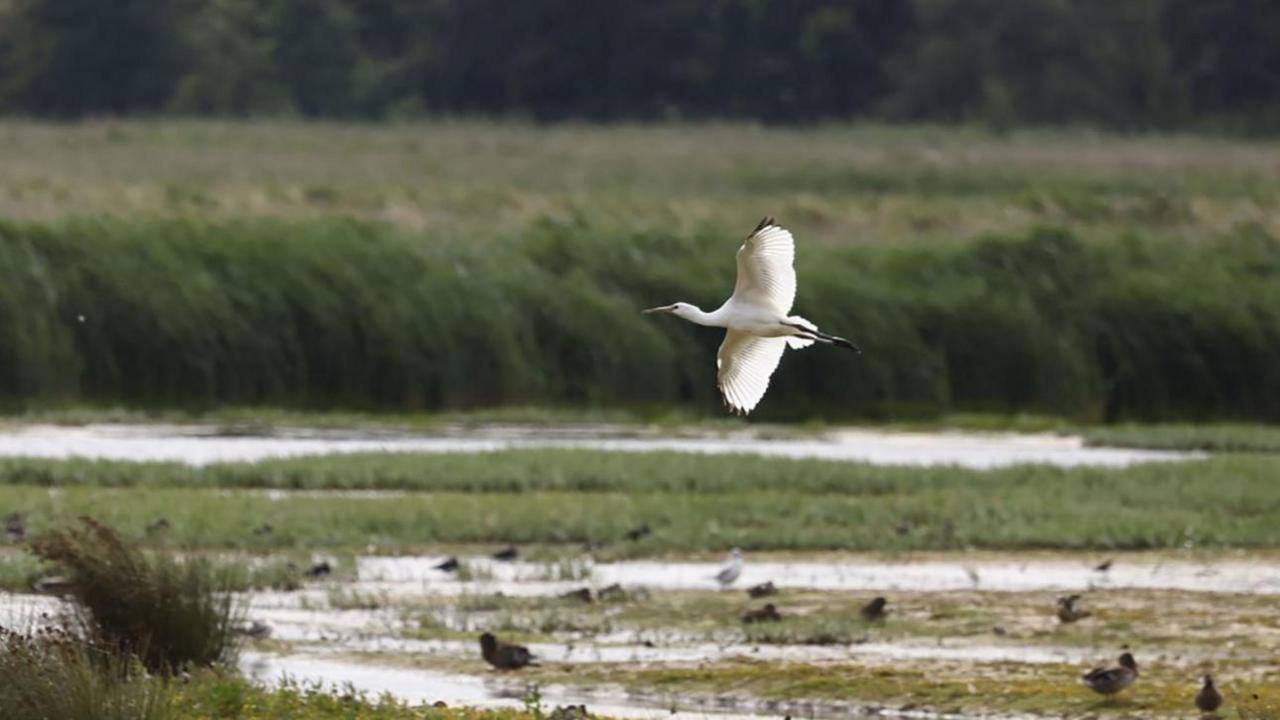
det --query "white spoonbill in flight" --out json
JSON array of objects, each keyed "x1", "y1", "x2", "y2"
[{"x1": 643, "y1": 217, "x2": 859, "y2": 415}]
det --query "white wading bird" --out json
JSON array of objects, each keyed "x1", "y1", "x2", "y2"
[
  {"x1": 643, "y1": 217, "x2": 860, "y2": 415},
  {"x1": 714, "y1": 547, "x2": 744, "y2": 587}
]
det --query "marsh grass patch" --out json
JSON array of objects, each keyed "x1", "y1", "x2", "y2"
[{"x1": 30, "y1": 517, "x2": 243, "y2": 675}]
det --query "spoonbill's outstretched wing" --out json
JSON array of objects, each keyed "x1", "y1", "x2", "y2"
[
  {"x1": 731, "y1": 217, "x2": 796, "y2": 315},
  {"x1": 717, "y1": 330, "x2": 788, "y2": 415}
]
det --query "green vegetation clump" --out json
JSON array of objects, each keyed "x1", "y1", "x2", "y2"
[
  {"x1": 30, "y1": 517, "x2": 241, "y2": 674},
  {"x1": 3, "y1": 215, "x2": 1279, "y2": 422},
  {"x1": 1, "y1": 451, "x2": 1278, "y2": 552},
  {"x1": 0, "y1": 627, "x2": 173, "y2": 720}
]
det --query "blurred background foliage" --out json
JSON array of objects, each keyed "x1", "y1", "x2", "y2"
[
  {"x1": 3, "y1": 217, "x2": 1278, "y2": 422},
  {"x1": 0, "y1": 0, "x2": 1278, "y2": 132}
]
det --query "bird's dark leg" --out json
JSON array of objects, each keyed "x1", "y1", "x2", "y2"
[{"x1": 783, "y1": 323, "x2": 862, "y2": 354}]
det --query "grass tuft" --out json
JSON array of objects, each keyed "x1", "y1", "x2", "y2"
[
  {"x1": 0, "y1": 626, "x2": 173, "y2": 720},
  {"x1": 30, "y1": 517, "x2": 242, "y2": 674}
]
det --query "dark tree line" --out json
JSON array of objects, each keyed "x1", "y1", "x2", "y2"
[{"x1": 1, "y1": 0, "x2": 1278, "y2": 130}]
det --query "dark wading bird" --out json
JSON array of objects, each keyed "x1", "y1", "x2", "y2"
[
  {"x1": 746, "y1": 581, "x2": 778, "y2": 598},
  {"x1": 597, "y1": 583, "x2": 627, "y2": 602},
  {"x1": 623, "y1": 523, "x2": 652, "y2": 542},
  {"x1": 860, "y1": 596, "x2": 888, "y2": 622},
  {"x1": 479, "y1": 632, "x2": 536, "y2": 670},
  {"x1": 560, "y1": 587, "x2": 593, "y2": 603},
  {"x1": 741, "y1": 603, "x2": 782, "y2": 624},
  {"x1": 304, "y1": 561, "x2": 332, "y2": 578},
  {"x1": 643, "y1": 217, "x2": 860, "y2": 415},
  {"x1": 1057, "y1": 594, "x2": 1092, "y2": 623},
  {"x1": 1081, "y1": 652, "x2": 1139, "y2": 695},
  {"x1": 4, "y1": 512, "x2": 26, "y2": 543},
  {"x1": 434, "y1": 556, "x2": 460, "y2": 572},
  {"x1": 492, "y1": 545, "x2": 519, "y2": 561},
  {"x1": 1195, "y1": 674, "x2": 1223, "y2": 713}
]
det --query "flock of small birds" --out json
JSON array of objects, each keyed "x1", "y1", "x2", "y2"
[
  {"x1": 471, "y1": 550, "x2": 1231, "y2": 716},
  {"x1": 0, "y1": 513, "x2": 1235, "y2": 714}
]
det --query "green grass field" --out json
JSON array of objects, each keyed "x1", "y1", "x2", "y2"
[
  {"x1": 3, "y1": 121, "x2": 1278, "y2": 244},
  {"x1": 1, "y1": 450, "x2": 1277, "y2": 552}
]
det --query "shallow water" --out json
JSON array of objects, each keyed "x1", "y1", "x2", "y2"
[
  {"x1": 0, "y1": 423, "x2": 1198, "y2": 468},
  {"x1": 239, "y1": 649, "x2": 1037, "y2": 720},
  {"x1": 358, "y1": 554, "x2": 1280, "y2": 594}
]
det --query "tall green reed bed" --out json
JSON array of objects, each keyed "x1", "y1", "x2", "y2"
[
  {"x1": 3, "y1": 216, "x2": 1279, "y2": 421},
  {"x1": 1, "y1": 452, "x2": 1277, "y2": 552}
]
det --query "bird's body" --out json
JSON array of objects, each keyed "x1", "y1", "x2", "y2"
[
  {"x1": 4, "y1": 512, "x2": 25, "y2": 543},
  {"x1": 1195, "y1": 674, "x2": 1222, "y2": 712},
  {"x1": 623, "y1": 523, "x2": 652, "y2": 542},
  {"x1": 860, "y1": 596, "x2": 888, "y2": 622},
  {"x1": 747, "y1": 581, "x2": 778, "y2": 598},
  {"x1": 1082, "y1": 652, "x2": 1139, "y2": 695},
  {"x1": 479, "y1": 632, "x2": 536, "y2": 670},
  {"x1": 742, "y1": 603, "x2": 782, "y2": 624},
  {"x1": 644, "y1": 217, "x2": 859, "y2": 415},
  {"x1": 715, "y1": 548, "x2": 744, "y2": 587},
  {"x1": 1057, "y1": 594, "x2": 1092, "y2": 623}
]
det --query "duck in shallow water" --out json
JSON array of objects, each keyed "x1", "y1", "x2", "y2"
[
  {"x1": 1195, "y1": 674, "x2": 1222, "y2": 713},
  {"x1": 479, "y1": 632, "x2": 536, "y2": 670},
  {"x1": 741, "y1": 603, "x2": 782, "y2": 624},
  {"x1": 860, "y1": 596, "x2": 887, "y2": 622},
  {"x1": 1081, "y1": 652, "x2": 1138, "y2": 695},
  {"x1": 1057, "y1": 594, "x2": 1092, "y2": 623}
]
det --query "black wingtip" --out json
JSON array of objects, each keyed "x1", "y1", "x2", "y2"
[{"x1": 752, "y1": 216, "x2": 776, "y2": 234}]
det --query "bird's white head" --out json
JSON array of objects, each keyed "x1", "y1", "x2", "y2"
[
  {"x1": 642, "y1": 302, "x2": 700, "y2": 320},
  {"x1": 729, "y1": 547, "x2": 742, "y2": 560}
]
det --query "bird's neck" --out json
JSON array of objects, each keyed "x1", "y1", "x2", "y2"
[{"x1": 684, "y1": 305, "x2": 726, "y2": 327}]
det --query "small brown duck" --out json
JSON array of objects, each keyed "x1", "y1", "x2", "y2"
[
  {"x1": 1195, "y1": 674, "x2": 1222, "y2": 713},
  {"x1": 4, "y1": 512, "x2": 26, "y2": 543},
  {"x1": 1081, "y1": 652, "x2": 1139, "y2": 695},
  {"x1": 741, "y1": 603, "x2": 782, "y2": 624},
  {"x1": 549, "y1": 705, "x2": 590, "y2": 720},
  {"x1": 860, "y1": 596, "x2": 887, "y2": 622},
  {"x1": 492, "y1": 545, "x2": 519, "y2": 561},
  {"x1": 1057, "y1": 594, "x2": 1091, "y2": 623},
  {"x1": 623, "y1": 523, "x2": 652, "y2": 542},
  {"x1": 234, "y1": 620, "x2": 273, "y2": 639},
  {"x1": 479, "y1": 632, "x2": 536, "y2": 670},
  {"x1": 597, "y1": 583, "x2": 627, "y2": 602},
  {"x1": 746, "y1": 581, "x2": 778, "y2": 598},
  {"x1": 560, "y1": 587, "x2": 593, "y2": 603}
]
